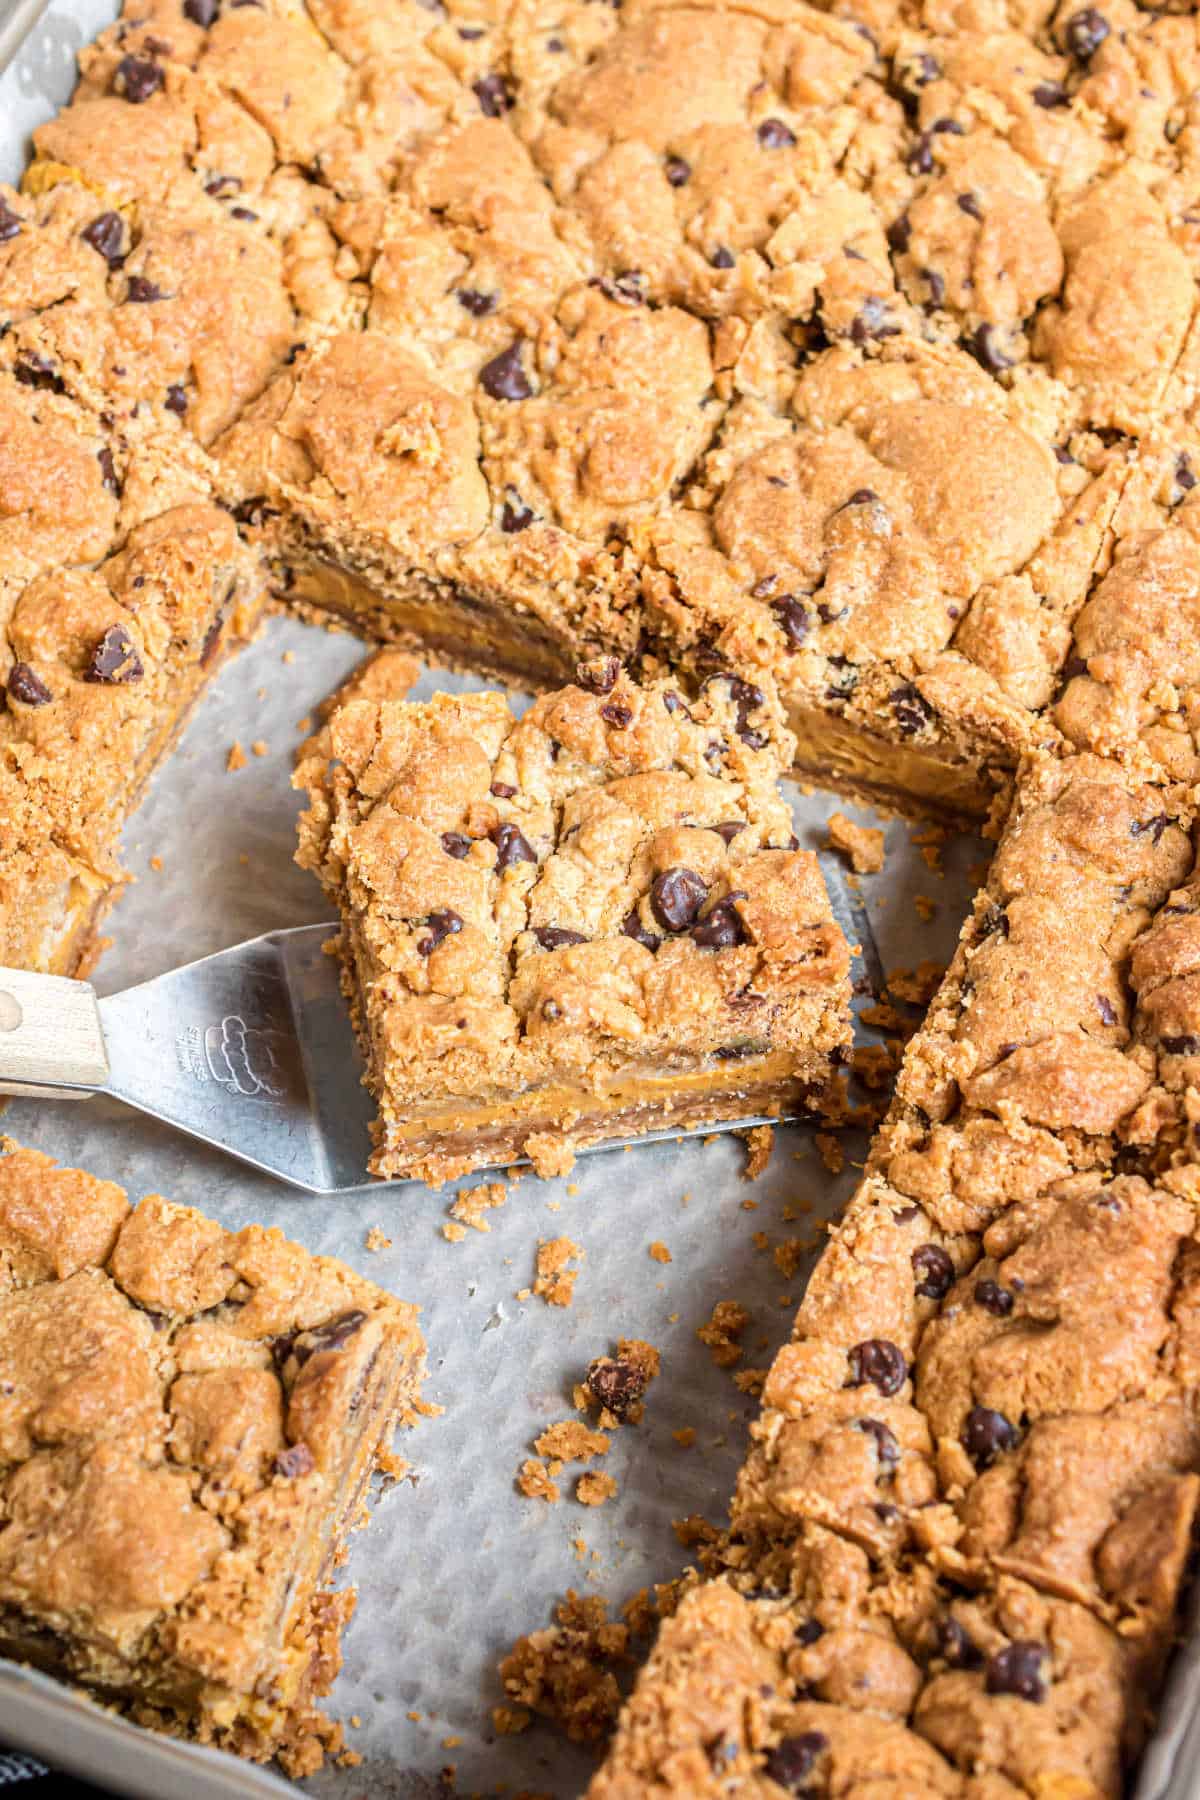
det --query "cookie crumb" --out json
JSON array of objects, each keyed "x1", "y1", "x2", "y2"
[
  {"x1": 149, "y1": 853, "x2": 163, "y2": 872},
  {"x1": 365, "y1": 1225, "x2": 392, "y2": 1253},
  {"x1": 499, "y1": 1592, "x2": 629, "y2": 1746},
  {"x1": 492, "y1": 1706, "x2": 532, "y2": 1736},
  {"x1": 577, "y1": 1471, "x2": 618, "y2": 1507},
  {"x1": 583, "y1": 1339, "x2": 660, "y2": 1424},
  {"x1": 815, "y1": 1131, "x2": 845, "y2": 1174},
  {"x1": 914, "y1": 893, "x2": 937, "y2": 922},
  {"x1": 648, "y1": 1240, "x2": 672, "y2": 1264},
  {"x1": 672, "y1": 1427, "x2": 696, "y2": 1449},
  {"x1": 226, "y1": 740, "x2": 247, "y2": 772},
  {"x1": 251, "y1": 738, "x2": 269, "y2": 757},
  {"x1": 442, "y1": 1221, "x2": 468, "y2": 1244},
  {"x1": 773, "y1": 1238, "x2": 810, "y2": 1280},
  {"x1": 532, "y1": 1237, "x2": 583, "y2": 1306},
  {"x1": 887, "y1": 961, "x2": 945, "y2": 1006},
  {"x1": 827, "y1": 811, "x2": 885, "y2": 874},
  {"x1": 517, "y1": 1459, "x2": 560, "y2": 1503},
  {"x1": 739, "y1": 1123, "x2": 774, "y2": 1180},
  {"x1": 696, "y1": 1299, "x2": 750, "y2": 1368},
  {"x1": 851, "y1": 1043, "x2": 900, "y2": 1091},
  {"x1": 448, "y1": 1181, "x2": 508, "y2": 1235},
  {"x1": 534, "y1": 1422, "x2": 610, "y2": 1464}
]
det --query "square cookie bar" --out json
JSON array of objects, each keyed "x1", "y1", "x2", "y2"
[
  {"x1": 295, "y1": 662, "x2": 852, "y2": 1182},
  {"x1": 0, "y1": 1142, "x2": 427, "y2": 1774}
]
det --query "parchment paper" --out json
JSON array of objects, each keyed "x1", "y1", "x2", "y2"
[{"x1": 2, "y1": 15, "x2": 1195, "y2": 1799}]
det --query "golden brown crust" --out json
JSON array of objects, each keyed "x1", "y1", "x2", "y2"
[
  {"x1": 294, "y1": 660, "x2": 852, "y2": 1179},
  {"x1": 0, "y1": 1140, "x2": 426, "y2": 1770}
]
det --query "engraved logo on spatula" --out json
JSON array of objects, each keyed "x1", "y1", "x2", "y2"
[{"x1": 203, "y1": 1014, "x2": 287, "y2": 1099}]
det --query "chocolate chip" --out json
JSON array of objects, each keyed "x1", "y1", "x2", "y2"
[
  {"x1": 596, "y1": 270, "x2": 646, "y2": 306},
  {"x1": 163, "y1": 383, "x2": 188, "y2": 416},
  {"x1": 479, "y1": 340, "x2": 532, "y2": 401},
  {"x1": 692, "y1": 894, "x2": 748, "y2": 949},
  {"x1": 651, "y1": 867, "x2": 708, "y2": 932},
  {"x1": 1174, "y1": 454, "x2": 1196, "y2": 501},
  {"x1": 473, "y1": 73, "x2": 513, "y2": 117},
  {"x1": 457, "y1": 288, "x2": 497, "y2": 316},
  {"x1": 621, "y1": 909, "x2": 661, "y2": 952},
  {"x1": 664, "y1": 155, "x2": 691, "y2": 187},
  {"x1": 279, "y1": 1309, "x2": 368, "y2": 1370},
  {"x1": 14, "y1": 353, "x2": 63, "y2": 392},
  {"x1": 490, "y1": 782, "x2": 516, "y2": 798},
  {"x1": 712, "y1": 820, "x2": 744, "y2": 845},
  {"x1": 500, "y1": 491, "x2": 534, "y2": 532},
  {"x1": 81, "y1": 211, "x2": 125, "y2": 266},
  {"x1": 854, "y1": 1416, "x2": 900, "y2": 1472},
  {"x1": 199, "y1": 611, "x2": 223, "y2": 667},
  {"x1": 1096, "y1": 994, "x2": 1117, "y2": 1026},
  {"x1": 274, "y1": 1442, "x2": 316, "y2": 1479},
  {"x1": 492, "y1": 822, "x2": 537, "y2": 872},
  {"x1": 937, "y1": 1616, "x2": 983, "y2": 1669},
  {"x1": 204, "y1": 173, "x2": 241, "y2": 197},
  {"x1": 1064, "y1": 9, "x2": 1109, "y2": 61},
  {"x1": 956, "y1": 191, "x2": 983, "y2": 221},
  {"x1": 912, "y1": 1243, "x2": 954, "y2": 1300},
  {"x1": 1033, "y1": 80, "x2": 1069, "y2": 109},
  {"x1": 850, "y1": 295, "x2": 899, "y2": 344},
  {"x1": 886, "y1": 213, "x2": 911, "y2": 254},
  {"x1": 601, "y1": 700, "x2": 633, "y2": 728},
  {"x1": 441, "y1": 831, "x2": 473, "y2": 860},
  {"x1": 986, "y1": 1641, "x2": 1047, "y2": 1702},
  {"x1": 1161, "y1": 1035, "x2": 1200, "y2": 1056},
  {"x1": 6, "y1": 663, "x2": 52, "y2": 707},
  {"x1": 757, "y1": 117, "x2": 797, "y2": 149},
  {"x1": 1130, "y1": 813, "x2": 1171, "y2": 843},
  {"x1": 891, "y1": 683, "x2": 934, "y2": 738},
  {"x1": 184, "y1": 0, "x2": 219, "y2": 20},
  {"x1": 85, "y1": 624, "x2": 143, "y2": 684},
  {"x1": 587, "y1": 1354, "x2": 647, "y2": 1419},
  {"x1": 114, "y1": 54, "x2": 164, "y2": 103},
  {"x1": 974, "y1": 1278, "x2": 1014, "y2": 1316},
  {"x1": 795, "y1": 1617, "x2": 824, "y2": 1644},
  {"x1": 963, "y1": 1404, "x2": 1019, "y2": 1469},
  {"x1": 970, "y1": 323, "x2": 1014, "y2": 374},
  {"x1": 97, "y1": 447, "x2": 119, "y2": 495},
  {"x1": 764, "y1": 1732, "x2": 828, "y2": 1791},
  {"x1": 534, "y1": 925, "x2": 587, "y2": 950},
  {"x1": 709, "y1": 246, "x2": 735, "y2": 269},
  {"x1": 417, "y1": 908, "x2": 462, "y2": 955},
  {"x1": 0, "y1": 198, "x2": 21, "y2": 243},
  {"x1": 847, "y1": 1339, "x2": 906, "y2": 1396},
  {"x1": 773, "y1": 596, "x2": 811, "y2": 648},
  {"x1": 662, "y1": 690, "x2": 692, "y2": 719},
  {"x1": 921, "y1": 266, "x2": 946, "y2": 308},
  {"x1": 125, "y1": 274, "x2": 166, "y2": 303},
  {"x1": 575, "y1": 656, "x2": 620, "y2": 695}
]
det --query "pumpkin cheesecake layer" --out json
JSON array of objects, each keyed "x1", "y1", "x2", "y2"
[
  {"x1": 294, "y1": 662, "x2": 852, "y2": 1182},
  {"x1": 0, "y1": 1141, "x2": 427, "y2": 1776}
]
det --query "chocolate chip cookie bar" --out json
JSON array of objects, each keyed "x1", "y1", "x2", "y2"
[
  {"x1": 294, "y1": 661, "x2": 852, "y2": 1182},
  {"x1": 591, "y1": 747, "x2": 1200, "y2": 1798},
  {"x1": 0, "y1": 368, "x2": 264, "y2": 976},
  {"x1": 0, "y1": 1140, "x2": 427, "y2": 1775}
]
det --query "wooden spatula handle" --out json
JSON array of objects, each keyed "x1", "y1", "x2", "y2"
[{"x1": 0, "y1": 967, "x2": 110, "y2": 1099}]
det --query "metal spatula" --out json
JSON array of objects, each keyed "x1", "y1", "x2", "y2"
[{"x1": 0, "y1": 924, "x2": 810, "y2": 1194}]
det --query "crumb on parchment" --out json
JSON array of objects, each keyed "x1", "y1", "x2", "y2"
[
  {"x1": 530, "y1": 1236, "x2": 583, "y2": 1306},
  {"x1": 365, "y1": 1226, "x2": 392, "y2": 1253},
  {"x1": 581, "y1": 1339, "x2": 661, "y2": 1425},
  {"x1": 251, "y1": 738, "x2": 269, "y2": 757},
  {"x1": 445, "y1": 1181, "x2": 508, "y2": 1236},
  {"x1": 577, "y1": 1471, "x2": 618, "y2": 1507},
  {"x1": 534, "y1": 1422, "x2": 610, "y2": 1464},
  {"x1": 739, "y1": 1123, "x2": 773, "y2": 1180},
  {"x1": 498, "y1": 1592, "x2": 630, "y2": 1746},
  {"x1": 887, "y1": 961, "x2": 945, "y2": 1006},
  {"x1": 226, "y1": 740, "x2": 247, "y2": 772},
  {"x1": 826, "y1": 811, "x2": 885, "y2": 874},
  {"x1": 648, "y1": 1240, "x2": 671, "y2": 1264},
  {"x1": 815, "y1": 1131, "x2": 845, "y2": 1174},
  {"x1": 672, "y1": 1427, "x2": 696, "y2": 1449},
  {"x1": 696, "y1": 1299, "x2": 749, "y2": 1368},
  {"x1": 517, "y1": 1459, "x2": 560, "y2": 1503}
]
